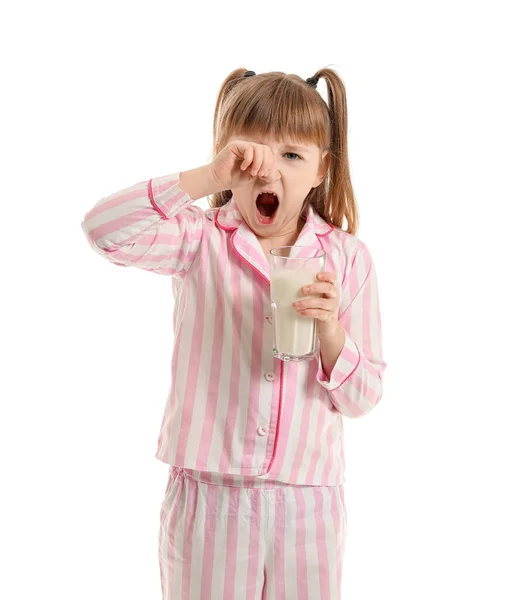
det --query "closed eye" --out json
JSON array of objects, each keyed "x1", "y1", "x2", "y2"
[{"x1": 284, "y1": 152, "x2": 302, "y2": 161}]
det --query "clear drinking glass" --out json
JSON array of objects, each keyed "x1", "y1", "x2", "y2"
[{"x1": 269, "y1": 246, "x2": 326, "y2": 362}]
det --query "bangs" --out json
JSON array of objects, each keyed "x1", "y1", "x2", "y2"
[{"x1": 218, "y1": 75, "x2": 330, "y2": 151}]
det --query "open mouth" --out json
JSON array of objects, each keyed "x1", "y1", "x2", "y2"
[{"x1": 255, "y1": 192, "x2": 280, "y2": 225}]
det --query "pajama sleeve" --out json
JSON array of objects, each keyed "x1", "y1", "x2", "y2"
[
  {"x1": 80, "y1": 172, "x2": 204, "y2": 277},
  {"x1": 316, "y1": 240, "x2": 387, "y2": 417}
]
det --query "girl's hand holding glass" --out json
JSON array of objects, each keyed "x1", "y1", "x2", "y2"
[{"x1": 292, "y1": 271, "x2": 341, "y2": 340}]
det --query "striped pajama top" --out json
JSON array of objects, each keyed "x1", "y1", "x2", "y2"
[{"x1": 81, "y1": 171, "x2": 387, "y2": 486}]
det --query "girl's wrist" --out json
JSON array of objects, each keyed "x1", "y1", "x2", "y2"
[{"x1": 179, "y1": 164, "x2": 219, "y2": 200}]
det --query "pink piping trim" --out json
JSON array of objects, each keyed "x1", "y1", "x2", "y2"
[
  {"x1": 329, "y1": 338, "x2": 361, "y2": 390},
  {"x1": 267, "y1": 361, "x2": 284, "y2": 473},
  {"x1": 148, "y1": 178, "x2": 169, "y2": 220}
]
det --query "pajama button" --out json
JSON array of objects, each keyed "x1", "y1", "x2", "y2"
[
  {"x1": 257, "y1": 426, "x2": 268, "y2": 435},
  {"x1": 265, "y1": 372, "x2": 275, "y2": 381}
]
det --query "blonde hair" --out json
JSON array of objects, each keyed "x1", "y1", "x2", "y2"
[{"x1": 209, "y1": 67, "x2": 358, "y2": 235}]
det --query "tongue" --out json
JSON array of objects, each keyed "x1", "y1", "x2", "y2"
[{"x1": 257, "y1": 193, "x2": 278, "y2": 217}]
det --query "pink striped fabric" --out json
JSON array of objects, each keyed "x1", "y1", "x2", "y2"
[
  {"x1": 81, "y1": 171, "x2": 387, "y2": 486},
  {"x1": 159, "y1": 467, "x2": 347, "y2": 599}
]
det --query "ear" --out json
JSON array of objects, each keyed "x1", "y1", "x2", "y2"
[{"x1": 313, "y1": 150, "x2": 331, "y2": 187}]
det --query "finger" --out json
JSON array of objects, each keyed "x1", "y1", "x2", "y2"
[
  {"x1": 295, "y1": 306, "x2": 331, "y2": 319},
  {"x1": 294, "y1": 297, "x2": 331, "y2": 310},
  {"x1": 250, "y1": 145, "x2": 265, "y2": 176},
  {"x1": 259, "y1": 146, "x2": 275, "y2": 178},
  {"x1": 303, "y1": 282, "x2": 337, "y2": 297},
  {"x1": 240, "y1": 146, "x2": 253, "y2": 171},
  {"x1": 318, "y1": 272, "x2": 336, "y2": 282},
  {"x1": 318, "y1": 284, "x2": 336, "y2": 298}
]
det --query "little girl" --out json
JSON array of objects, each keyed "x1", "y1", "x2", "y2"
[{"x1": 81, "y1": 67, "x2": 387, "y2": 600}]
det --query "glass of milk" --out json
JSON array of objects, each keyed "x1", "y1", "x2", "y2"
[{"x1": 269, "y1": 246, "x2": 326, "y2": 362}]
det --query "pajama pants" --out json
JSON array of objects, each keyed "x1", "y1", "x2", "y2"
[{"x1": 158, "y1": 466, "x2": 347, "y2": 600}]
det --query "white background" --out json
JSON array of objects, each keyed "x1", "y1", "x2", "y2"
[{"x1": 2, "y1": 0, "x2": 522, "y2": 598}]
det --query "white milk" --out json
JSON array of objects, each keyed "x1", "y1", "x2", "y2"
[{"x1": 270, "y1": 268, "x2": 320, "y2": 358}]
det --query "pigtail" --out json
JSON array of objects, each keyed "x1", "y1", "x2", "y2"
[{"x1": 308, "y1": 68, "x2": 358, "y2": 235}]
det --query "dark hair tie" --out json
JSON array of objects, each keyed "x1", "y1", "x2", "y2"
[{"x1": 243, "y1": 70, "x2": 318, "y2": 89}]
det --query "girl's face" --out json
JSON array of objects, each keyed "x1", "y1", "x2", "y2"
[{"x1": 228, "y1": 133, "x2": 330, "y2": 244}]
